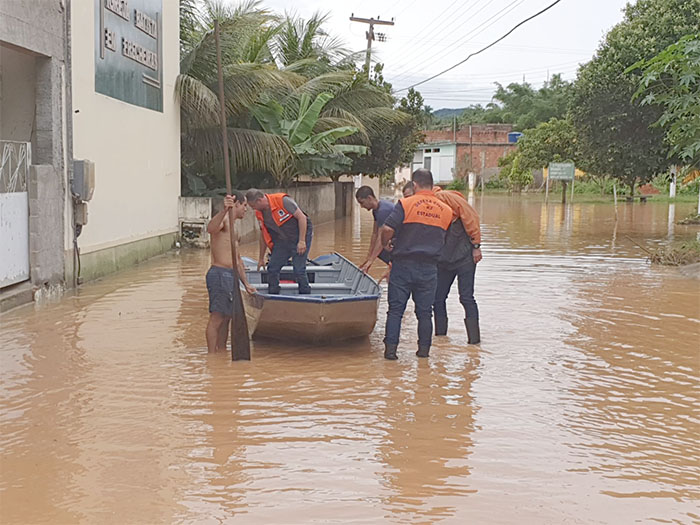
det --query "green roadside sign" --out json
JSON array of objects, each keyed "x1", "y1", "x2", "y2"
[{"x1": 548, "y1": 162, "x2": 575, "y2": 181}]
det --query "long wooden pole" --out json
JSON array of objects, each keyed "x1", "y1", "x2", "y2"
[{"x1": 215, "y1": 20, "x2": 250, "y2": 361}]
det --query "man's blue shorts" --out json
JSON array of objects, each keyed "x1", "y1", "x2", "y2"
[{"x1": 206, "y1": 266, "x2": 234, "y2": 316}]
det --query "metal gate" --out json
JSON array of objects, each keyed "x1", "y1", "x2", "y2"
[{"x1": 0, "y1": 141, "x2": 31, "y2": 288}]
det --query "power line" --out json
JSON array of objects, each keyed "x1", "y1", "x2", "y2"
[
  {"x1": 393, "y1": 0, "x2": 565, "y2": 93},
  {"x1": 391, "y1": 0, "x2": 525, "y2": 84},
  {"x1": 400, "y1": 59, "x2": 581, "y2": 82},
  {"x1": 389, "y1": 0, "x2": 492, "y2": 81},
  {"x1": 392, "y1": 65, "x2": 580, "y2": 95}
]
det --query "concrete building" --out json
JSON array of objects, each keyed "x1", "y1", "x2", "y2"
[
  {"x1": 1, "y1": 0, "x2": 180, "y2": 311},
  {"x1": 395, "y1": 124, "x2": 517, "y2": 187},
  {"x1": 1, "y1": 0, "x2": 72, "y2": 311}
]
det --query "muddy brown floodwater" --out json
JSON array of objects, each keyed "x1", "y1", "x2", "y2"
[{"x1": 1, "y1": 195, "x2": 699, "y2": 524}]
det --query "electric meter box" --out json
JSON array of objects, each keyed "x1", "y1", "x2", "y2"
[{"x1": 72, "y1": 160, "x2": 95, "y2": 201}]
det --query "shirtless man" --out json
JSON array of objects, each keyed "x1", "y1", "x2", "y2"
[{"x1": 205, "y1": 191, "x2": 256, "y2": 353}]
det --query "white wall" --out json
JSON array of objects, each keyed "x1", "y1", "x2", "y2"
[
  {"x1": 428, "y1": 144, "x2": 456, "y2": 183},
  {"x1": 71, "y1": 0, "x2": 180, "y2": 254},
  {"x1": 0, "y1": 192, "x2": 30, "y2": 287}
]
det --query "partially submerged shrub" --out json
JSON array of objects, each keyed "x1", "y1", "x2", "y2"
[{"x1": 649, "y1": 241, "x2": 700, "y2": 266}]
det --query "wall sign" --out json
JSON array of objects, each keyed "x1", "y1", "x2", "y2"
[{"x1": 95, "y1": 0, "x2": 163, "y2": 111}]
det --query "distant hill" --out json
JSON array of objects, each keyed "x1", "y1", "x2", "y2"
[{"x1": 432, "y1": 108, "x2": 466, "y2": 119}]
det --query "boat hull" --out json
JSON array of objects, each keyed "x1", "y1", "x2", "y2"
[
  {"x1": 240, "y1": 253, "x2": 381, "y2": 344},
  {"x1": 249, "y1": 295, "x2": 379, "y2": 344}
]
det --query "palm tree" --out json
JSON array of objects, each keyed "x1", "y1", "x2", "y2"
[
  {"x1": 178, "y1": 0, "x2": 299, "y2": 191},
  {"x1": 270, "y1": 12, "x2": 354, "y2": 77},
  {"x1": 177, "y1": 1, "x2": 414, "y2": 192}
]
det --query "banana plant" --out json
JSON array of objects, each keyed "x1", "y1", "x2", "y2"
[{"x1": 252, "y1": 92, "x2": 367, "y2": 183}]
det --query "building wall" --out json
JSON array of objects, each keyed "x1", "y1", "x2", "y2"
[
  {"x1": 424, "y1": 124, "x2": 516, "y2": 181},
  {"x1": 71, "y1": 0, "x2": 180, "y2": 263},
  {"x1": 424, "y1": 144, "x2": 456, "y2": 183}
]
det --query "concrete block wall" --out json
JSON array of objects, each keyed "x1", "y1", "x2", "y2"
[
  {"x1": 180, "y1": 183, "x2": 351, "y2": 246},
  {"x1": 28, "y1": 165, "x2": 65, "y2": 285},
  {"x1": 1, "y1": 1, "x2": 69, "y2": 310}
]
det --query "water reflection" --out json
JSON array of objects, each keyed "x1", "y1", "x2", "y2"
[{"x1": 379, "y1": 352, "x2": 479, "y2": 522}]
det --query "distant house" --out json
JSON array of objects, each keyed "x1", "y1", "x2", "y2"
[{"x1": 395, "y1": 124, "x2": 517, "y2": 186}]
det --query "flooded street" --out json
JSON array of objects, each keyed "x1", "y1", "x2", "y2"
[{"x1": 1, "y1": 195, "x2": 698, "y2": 524}]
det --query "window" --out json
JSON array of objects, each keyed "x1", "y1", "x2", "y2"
[{"x1": 433, "y1": 148, "x2": 440, "y2": 153}]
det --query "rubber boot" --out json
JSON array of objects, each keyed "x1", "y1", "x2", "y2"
[
  {"x1": 384, "y1": 343, "x2": 398, "y2": 360},
  {"x1": 416, "y1": 345, "x2": 430, "y2": 358},
  {"x1": 434, "y1": 316, "x2": 448, "y2": 336},
  {"x1": 465, "y1": 317, "x2": 481, "y2": 345}
]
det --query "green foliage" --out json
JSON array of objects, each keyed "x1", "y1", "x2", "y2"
[
  {"x1": 631, "y1": 34, "x2": 700, "y2": 168},
  {"x1": 446, "y1": 178, "x2": 466, "y2": 191},
  {"x1": 252, "y1": 92, "x2": 367, "y2": 183},
  {"x1": 484, "y1": 177, "x2": 508, "y2": 190},
  {"x1": 339, "y1": 83, "x2": 424, "y2": 177},
  {"x1": 517, "y1": 118, "x2": 579, "y2": 170},
  {"x1": 497, "y1": 151, "x2": 533, "y2": 191},
  {"x1": 398, "y1": 88, "x2": 433, "y2": 128},
  {"x1": 653, "y1": 171, "x2": 700, "y2": 195},
  {"x1": 571, "y1": 176, "x2": 616, "y2": 195},
  {"x1": 570, "y1": 0, "x2": 700, "y2": 193},
  {"x1": 429, "y1": 74, "x2": 572, "y2": 131},
  {"x1": 491, "y1": 74, "x2": 572, "y2": 130}
]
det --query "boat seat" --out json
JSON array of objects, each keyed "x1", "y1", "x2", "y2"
[
  {"x1": 253, "y1": 283, "x2": 352, "y2": 291},
  {"x1": 257, "y1": 266, "x2": 338, "y2": 273}
]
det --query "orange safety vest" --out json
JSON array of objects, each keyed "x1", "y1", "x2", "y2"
[
  {"x1": 255, "y1": 193, "x2": 294, "y2": 249},
  {"x1": 401, "y1": 191, "x2": 453, "y2": 230},
  {"x1": 390, "y1": 190, "x2": 453, "y2": 260}
]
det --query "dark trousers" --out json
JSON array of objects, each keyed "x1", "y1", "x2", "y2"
[
  {"x1": 434, "y1": 260, "x2": 479, "y2": 321},
  {"x1": 267, "y1": 229, "x2": 313, "y2": 295},
  {"x1": 384, "y1": 258, "x2": 438, "y2": 347}
]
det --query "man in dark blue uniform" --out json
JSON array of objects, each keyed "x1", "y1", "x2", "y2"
[
  {"x1": 375, "y1": 169, "x2": 453, "y2": 359},
  {"x1": 355, "y1": 186, "x2": 394, "y2": 278}
]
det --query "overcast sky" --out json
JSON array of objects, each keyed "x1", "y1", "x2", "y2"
[{"x1": 254, "y1": 0, "x2": 631, "y2": 109}]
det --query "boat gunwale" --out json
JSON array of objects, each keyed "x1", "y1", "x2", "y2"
[
  {"x1": 254, "y1": 293, "x2": 380, "y2": 304},
  {"x1": 243, "y1": 252, "x2": 381, "y2": 305}
]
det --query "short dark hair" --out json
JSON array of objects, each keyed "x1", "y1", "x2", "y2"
[
  {"x1": 245, "y1": 189, "x2": 265, "y2": 203},
  {"x1": 213, "y1": 190, "x2": 246, "y2": 214},
  {"x1": 402, "y1": 180, "x2": 415, "y2": 194},
  {"x1": 234, "y1": 190, "x2": 247, "y2": 203},
  {"x1": 355, "y1": 186, "x2": 375, "y2": 200},
  {"x1": 412, "y1": 168, "x2": 433, "y2": 189}
]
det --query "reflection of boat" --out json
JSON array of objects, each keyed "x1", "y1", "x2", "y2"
[{"x1": 241, "y1": 253, "x2": 381, "y2": 344}]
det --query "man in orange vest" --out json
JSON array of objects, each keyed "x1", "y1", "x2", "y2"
[
  {"x1": 432, "y1": 187, "x2": 482, "y2": 344},
  {"x1": 374, "y1": 169, "x2": 453, "y2": 359},
  {"x1": 246, "y1": 189, "x2": 313, "y2": 295}
]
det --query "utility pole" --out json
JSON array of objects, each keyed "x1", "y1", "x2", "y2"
[{"x1": 350, "y1": 14, "x2": 394, "y2": 78}]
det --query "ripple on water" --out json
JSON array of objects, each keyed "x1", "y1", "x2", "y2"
[{"x1": 1, "y1": 196, "x2": 699, "y2": 524}]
